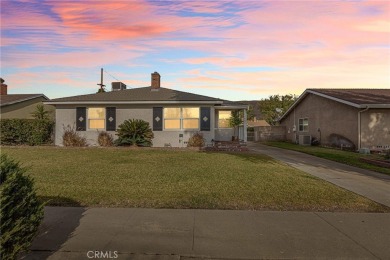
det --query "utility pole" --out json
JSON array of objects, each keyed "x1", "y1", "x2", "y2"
[{"x1": 97, "y1": 68, "x2": 105, "y2": 92}]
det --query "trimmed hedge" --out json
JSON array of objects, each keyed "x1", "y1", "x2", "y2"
[
  {"x1": 0, "y1": 119, "x2": 54, "y2": 145},
  {"x1": 0, "y1": 154, "x2": 44, "y2": 260}
]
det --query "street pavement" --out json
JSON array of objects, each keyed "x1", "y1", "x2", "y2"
[{"x1": 23, "y1": 207, "x2": 390, "y2": 260}]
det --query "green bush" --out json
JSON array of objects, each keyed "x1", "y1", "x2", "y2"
[
  {"x1": 115, "y1": 119, "x2": 154, "y2": 147},
  {"x1": 98, "y1": 131, "x2": 114, "y2": 147},
  {"x1": 385, "y1": 149, "x2": 390, "y2": 160},
  {"x1": 0, "y1": 154, "x2": 44, "y2": 260},
  {"x1": 62, "y1": 125, "x2": 87, "y2": 147},
  {"x1": 187, "y1": 132, "x2": 205, "y2": 147},
  {"x1": 0, "y1": 119, "x2": 54, "y2": 146}
]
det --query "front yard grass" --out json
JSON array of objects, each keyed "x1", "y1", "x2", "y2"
[
  {"x1": 2, "y1": 146, "x2": 388, "y2": 212},
  {"x1": 265, "y1": 141, "x2": 390, "y2": 175}
]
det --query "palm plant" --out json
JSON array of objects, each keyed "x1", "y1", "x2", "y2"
[{"x1": 115, "y1": 119, "x2": 154, "y2": 147}]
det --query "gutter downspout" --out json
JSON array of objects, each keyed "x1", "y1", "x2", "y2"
[{"x1": 358, "y1": 106, "x2": 369, "y2": 150}]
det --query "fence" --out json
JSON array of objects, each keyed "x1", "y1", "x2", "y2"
[{"x1": 249, "y1": 126, "x2": 286, "y2": 142}]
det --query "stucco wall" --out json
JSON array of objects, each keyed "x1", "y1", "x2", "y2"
[
  {"x1": 1, "y1": 97, "x2": 54, "y2": 119},
  {"x1": 54, "y1": 104, "x2": 216, "y2": 147},
  {"x1": 360, "y1": 108, "x2": 390, "y2": 148},
  {"x1": 280, "y1": 93, "x2": 359, "y2": 146}
]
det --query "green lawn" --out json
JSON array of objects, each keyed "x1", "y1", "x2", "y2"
[
  {"x1": 265, "y1": 141, "x2": 390, "y2": 175},
  {"x1": 2, "y1": 146, "x2": 388, "y2": 212}
]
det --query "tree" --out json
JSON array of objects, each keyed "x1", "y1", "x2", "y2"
[
  {"x1": 229, "y1": 110, "x2": 243, "y2": 140},
  {"x1": 97, "y1": 87, "x2": 106, "y2": 93},
  {"x1": 0, "y1": 154, "x2": 44, "y2": 259},
  {"x1": 31, "y1": 104, "x2": 50, "y2": 120},
  {"x1": 246, "y1": 105, "x2": 255, "y2": 121},
  {"x1": 259, "y1": 94, "x2": 297, "y2": 125}
]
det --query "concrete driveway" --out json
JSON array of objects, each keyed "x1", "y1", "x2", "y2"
[{"x1": 248, "y1": 143, "x2": 390, "y2": 207}]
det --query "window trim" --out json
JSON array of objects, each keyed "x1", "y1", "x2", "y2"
[
  {"x1": 163, "y1": 107, "x2": 200, "y2": 130},
  {"x1": 298, "y1": 118, "x2": 309, "y2": 132},
  {"x1": 87, "y1": 107, "x2": 106, "y2": 130}
]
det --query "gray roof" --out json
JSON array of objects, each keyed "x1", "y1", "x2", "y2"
[
  {"x1": 279, "y1": 88, "x2": 390, "y2": 122},
  {"x1": 308, "y1": 89, "x2": 390, "y2": 105},
  {"x1": 47, "y1": 87, "x2": 246, "y2": 107},
  {"x1": 0, "y1": 94, "x2": 48, "y2": 107}
]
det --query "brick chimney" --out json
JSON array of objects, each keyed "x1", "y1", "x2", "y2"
[
  {"x1": 151, "y1": 72, "x2": 160, "y2": 90},
  {"x1": 1, "y1": 78, "x2": 7, "y2": 95}
]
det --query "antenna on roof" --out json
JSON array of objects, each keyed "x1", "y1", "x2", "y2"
[{"x1": 97, "y1": 68, "x2": 106, "y2": 93}]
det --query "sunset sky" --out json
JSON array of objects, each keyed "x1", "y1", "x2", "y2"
[{"x1": 1, "y1": 0, "x2": 389, "y2": 101}]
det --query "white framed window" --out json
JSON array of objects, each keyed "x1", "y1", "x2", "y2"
[
  {"x1": 163, "y1": 107, "x2": 199, "y2": 130},
  {"x1": 218, "y1": 110, "x2": 231, "y2": 128},
  {"x1": 164, "y1": 108, "x2": 181, "y2": 130},
  {"x1": 88, "y1": 107, "x2": 105, "y2": 129},
  {"x1": 182, "y1": 107, "x2": 199, "y2": 129},
  {"x1": 298, "y1": 118, "x2": 308, "y2": 132}
]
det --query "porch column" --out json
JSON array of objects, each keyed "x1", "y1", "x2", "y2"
[{"x1": 243, "y1": 108, "x2": 247, "y2": 142}]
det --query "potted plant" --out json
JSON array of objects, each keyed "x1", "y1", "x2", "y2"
[{"x1": 229, "y1": 110, "x2": 243, "y2": 142}]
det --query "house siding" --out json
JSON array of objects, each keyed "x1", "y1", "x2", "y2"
[
  {"x1": 360, "y1": 108, "x2": 390, "y2": 148},
  {"x1": 280, "y1": 93, "x2": 359, "y2": 147},
  {"x1": 54, "y1": 104, "x2": 216, "y2": 147}
]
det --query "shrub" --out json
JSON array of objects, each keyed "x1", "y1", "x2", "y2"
[
  {"x1": 187, "y1": 132, "x2": 205, "y2": 147},
  {"x1": 115, "y1": 119, "x2": 154, "y2": 147},
  {"x1": 0, "y1": 154, "x2": 44, "y2": 260},
  {"x1": 385, "y1": 149, "x2": 390, "y2": 160},
  {"x1": 62, "y1": 125, "x2": 87, "y2": 147},
  {"x1": 0, "y1": 119, "x2": 54, "y2": 146},
  {"x1": 98, "y1": 131, "x2": 114, "y2": 147}
]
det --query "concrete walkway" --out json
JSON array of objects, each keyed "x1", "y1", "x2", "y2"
[
  {"x1": 24, "y1": 207, "x2": 390, "y2": 260},
  {"x1": 248, "y1": 143, "x2": 390, "y2": 207}
]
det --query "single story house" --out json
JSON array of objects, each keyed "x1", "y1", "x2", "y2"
[
  {"x1": 0, "y1": 79, "x2": 50, "y2": 119},
  {"x1": 45, "y1": 72, "x2": 248, "y2": 147},
  {"x1": 279, "y1": 88, "x2": 390, "y2": 150}
]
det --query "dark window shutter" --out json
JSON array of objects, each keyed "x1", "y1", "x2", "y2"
[
  {"x1": 76, "y1": 107, "x2": 86, "y2": 131},
  {"x1": 106, "y1": 107, "x2": 116, "y2": 131},
  {"x1": 200, "y1": 107, "x2": 211, "y2": 131},
  {"x1": 153, "y1": 107, "x2": 163, "y2": 131}
]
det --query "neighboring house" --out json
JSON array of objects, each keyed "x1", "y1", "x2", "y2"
[
  {"x1": 0, "y1": 79, "x2": 51, "y2": 119},
  {"x1": 279, "y1": 89, "x2": 390, "y2": 150},
  {"x1": 45, "y1": 72, "x2": 248, "y2": 147},
  {"x1": 238, "y1": 100, "x2": 269, "y2": 128}
]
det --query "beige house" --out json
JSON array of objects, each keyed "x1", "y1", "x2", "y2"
[
  {"x1": 0, "y1": 80, "x2": 50, "y2": 119},
  {"x1": 279, "y1": 89, "x2": 390, "y2": 150}
]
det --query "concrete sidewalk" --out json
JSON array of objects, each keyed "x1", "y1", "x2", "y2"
[
  {"x1": 248, "y1": 143, "x2": 390, "y2": 207},
  {"x1": 24, "y1": 207, "x2": 390, "y2": 260}
]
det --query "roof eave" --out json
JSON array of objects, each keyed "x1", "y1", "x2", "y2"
[
  {"x1": 1, "y1": 94, "x2": 49, "y2": 107},
  {"x1": 360, "y1": 104, "x2": 390, "y2": 109},
  {"x1": 44, "y1": 100, "x2": 224, "y2": 105}
]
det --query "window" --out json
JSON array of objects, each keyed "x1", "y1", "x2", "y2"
[
  {"x1": 298, "y1": 118, "x2": 309, "y2": 132},
  {"x1": 182, "y1": 107, "x2": 199, "y2": 129},
  {"x1": 163, "y1": 107, "x2": 199, "y2": 130},
  {"x1": 88, "y1": 108, "x2": 105, "y2": 129},
  {"x1": 218, "y1": 111, "x2": 231, "y2": 128}
]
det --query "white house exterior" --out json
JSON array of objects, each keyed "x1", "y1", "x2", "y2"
[{"x1": 46, "y1": 72, "x2": 248, "y2": 147}]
